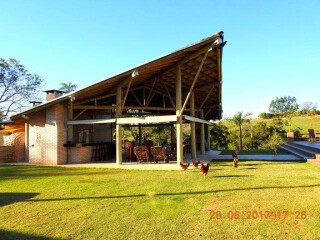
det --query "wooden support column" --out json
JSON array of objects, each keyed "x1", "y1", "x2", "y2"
[
  {"x1": 24, "y1": 120, "x2": 29, "y2": 162},
  {"x1": 176, "y1": 64, "x2": 183, "y2": 165},
  {"x1": 138, "y1": 125, "x2": 142, "y2": 145},
  {"x1": 190, "y1": 92, "x2": 197, "y2": 160},
  {"x1": 200, "y1": 110, "x2": 205, "y2": 155},
  {"x1": 67, "y1": 100, "x2": 73, "y2": 163},
  {"x1": 207, "y1": 124, "x2": 211, "y2": 151},
  {"x1": 170, "y1": 124, "x2": 174, "y2": 149},
  {"x1": 116, "y1": 86, "x2": 122, "y2": 165}
]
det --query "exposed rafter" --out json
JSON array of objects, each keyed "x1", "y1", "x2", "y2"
[{"x1": 180, "y1": 50, "x2": 209, "y2": 115}]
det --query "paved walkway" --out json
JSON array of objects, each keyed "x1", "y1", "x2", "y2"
[
  {"x1": 212, "y1": 155, "x2": 301, "y2": 161},
  {"x1": 308, "y1": 159, "x2": 320, "y2": 166},
  {"x1": 1, "y1": 150, "x2": 301, "y2": 171}
]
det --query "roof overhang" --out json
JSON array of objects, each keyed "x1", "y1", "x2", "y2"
[{"x1": 11, "y1": 31, "x2": 225, "y2": 120}]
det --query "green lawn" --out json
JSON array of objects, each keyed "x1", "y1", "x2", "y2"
[
  {"x1": 1, "y1": 162, "x2": 320, "y2": 240},
  {"x1": 219, "y1": 149, "x2": 288, "y2": 155}
]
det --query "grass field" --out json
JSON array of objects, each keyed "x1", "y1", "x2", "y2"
[
  {"x1": 254, "y1": 115, "x2": 320, "y2": 133},
  {"x1": 1, "y1": 162, "x2": 320, "y2": 240}
]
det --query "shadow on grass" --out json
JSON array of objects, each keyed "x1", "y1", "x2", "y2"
[
  {"x1": 0, "y1": 166, "x2": 117, "y2": 181},
  {"x1": 213, "y1": 175, "x2": 253, "y2": 178},
  {"x1": 17, "y1": 184, "x2": 320, "y2": 202},
  {"x1": 0, "y1": 193, "x2": 39, "y2": 207},
  {"x1": 212, "y1": 160, "x2": 306, "y2": 166},
  {"x1": 0, "y1": 229, "x2": 66, "y2": 240}
]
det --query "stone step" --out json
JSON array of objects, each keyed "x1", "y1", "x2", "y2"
[
  {"x1": 281, "y1": 144, "x2": 314, "y2": 159},
  {"x1": 287, "y1": 143, "x2": 320, "y2": 158},
  {"x1": 289, "y1": 142, "x2": 320, "y2": 154},
  {"x1": 278, "y1": 145, "x2": 308, "y2": 160}
]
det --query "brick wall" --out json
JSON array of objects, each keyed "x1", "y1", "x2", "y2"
[
  {"x1": 0, "y1": 132, "x2": 25, "y2": 163},
  {"x1": 70, "y1": 146, "x2": 93, "y2": 163},
  {"x1": 28, "y1": 103, "x2": 67, "y2": 165},
  {"x1": 0, "y1": 146, "x2": 15, "y2": 163}
]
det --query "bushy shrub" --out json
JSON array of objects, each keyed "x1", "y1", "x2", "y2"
[
  {"x1": 210, "y1": 123, "x2": 230, "y2": 150},
  {"x1": 259, "y1": 112, "x2": 274, "y2": 119}
]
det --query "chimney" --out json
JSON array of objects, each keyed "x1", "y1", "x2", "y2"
[{"x1": 43, "y1": 90, "x2": 65, "y2": 102}]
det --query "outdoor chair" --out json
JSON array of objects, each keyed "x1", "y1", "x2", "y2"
[
  {"x1": 123, "y1": 141, "x2": 135, "y2": 162},
  {"x1": 134, "y1": 146, "x2": 151, "y2": 163},
  {"x1": 91, "y1": 144, "x2": 103, "y2": 162},
  {"x1": 183, "y1": 137, "x2": 191, "y2": 154},
  {"x1": 150, "y1": 146, "x2": 167, "y2": 163},
  {"x1": 144, "y1": 140, "x2": 154, "y2": 158},
  {"x1": 308, "y1": 129, "x2": 316, "y2": 142}
]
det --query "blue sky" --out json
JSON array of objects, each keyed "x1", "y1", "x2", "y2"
[{"x1": 1, "y1": 0, "x2": 320, "y2": 118}]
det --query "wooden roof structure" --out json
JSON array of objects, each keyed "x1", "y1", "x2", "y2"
[{"x1": 11, "y1": 31, "x2": 226, "y2": 121}]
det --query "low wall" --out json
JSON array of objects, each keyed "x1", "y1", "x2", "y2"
[
  {"x1": 69, "y1": 146, "x2": 93, "y2": 163},
  {"x1": 0, "y1": 146, "x2": 15, "y2": 163},
  {"x1": 0, "y1": 132, "x2": 25, "y2": 163}
]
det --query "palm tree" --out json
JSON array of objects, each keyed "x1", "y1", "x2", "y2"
[
  {"x1": 59, "y1": 82, "x2": 78, "y2": 93},
  {"x1": 230, "y1": 112, "x2": 252, "y2": 150}
]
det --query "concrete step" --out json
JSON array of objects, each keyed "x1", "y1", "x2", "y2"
[
  {"x1": 278, "y1": 145, "x2": 308, "y2": 160},
  {"x1": 282, "y1": 144, "x2": 315, "y2": 159},
  {"x1": 287, "y1": 143, "x2": 320, "y2": 159},
  {"x1": 289, "y1": 142, "x2": 320, "y2": 154}
]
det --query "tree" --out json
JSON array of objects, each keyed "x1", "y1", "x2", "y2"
[
  {"x1": 59, "y1": 82, "x2": 78, "y2": 93},
  {"x1": 210, "y1": 122, "x2": 230, "y2": 149},
  {"x1": 229, "y1": 112, "x2": 252, "y2": 150},
  {"x1": 0, "y1": 58, "x2": 44, "y2": 119},
  {"x1": 286, "y1": 106, "x2": 297, "y2": 132},
  {"x1": 300, "y1": 101, "x2": 318, "y2": 116},
  {"x1": 259, "y1": 112, "x2": 274, "y2": 119},
  {"x1": 269, "y1": 96, "x2": 299, "y2": 115}
]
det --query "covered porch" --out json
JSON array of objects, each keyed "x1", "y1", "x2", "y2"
[{"x1": 63, "y1": 31, "x2": 226, "y2": 166}]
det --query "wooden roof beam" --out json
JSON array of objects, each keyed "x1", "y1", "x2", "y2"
[
  {"x1": 182, "y1": 63, "x2": 217, "y2": 80},
  {"x1": 186, "y1": 59, "x2": 217, "y2": 73},
  {"x1": 118, "y1": 70, "x2": 139, "y2": 87},
  {"x1": 131, "y1": 91, "x2": 143, "y2": 107},
  {"x1": 199, "y1": 84, "x2": 216, "y2": 109},
  {"x1": 74, "y1": 105, "x2": 196, "y2": 112},
  {"x1": 146, "y1": 78, "x2": 158, "y2": 105},
  {"x1": 193, "y1": 82, "x2": 219, "y2": 92},
  {"x1": 74, "y1": 86, "x2": 143, "y2": 106},
  {"x1": 179, "y1": 43, "x2": 213, "y2": 66},
  {"x1": 180, "y1": 50, "x2": 209, "y2": 115}
]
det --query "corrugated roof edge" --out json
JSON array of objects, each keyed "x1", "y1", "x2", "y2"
[{"x1": 10, "y1": 31, "x2": 223, "y2": 120}]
